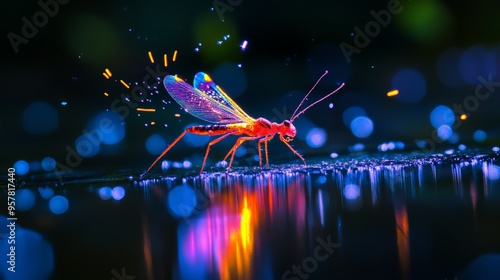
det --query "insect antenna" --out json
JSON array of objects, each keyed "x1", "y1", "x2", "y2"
[{"x1": 290, "y1": 71, "x2": 345, "y2": 122}]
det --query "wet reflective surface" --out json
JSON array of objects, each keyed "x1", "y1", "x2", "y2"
[{"x1": 2, "y1": 152, "x2": 500, "y2": 280}]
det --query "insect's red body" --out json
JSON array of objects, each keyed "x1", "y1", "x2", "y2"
[{"x1": 142, "y1": 71, "x2": 343, "y2": 175}]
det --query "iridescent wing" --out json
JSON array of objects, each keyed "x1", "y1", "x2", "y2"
[
  {"x1": 193, "y1": 72, "x2": 254, "y2": 123},
  {"x1": 164, "y1": 73, "x2": 254, "y2": 124}
]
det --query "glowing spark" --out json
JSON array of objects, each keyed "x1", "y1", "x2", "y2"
[
  {"x1": 137, "y1": 108, "x2": 156, "y2": 112},
  {"x1": 163, "y1": 54, "x2": 168, "y2": 67},
  {"x1": 120, "y1": 80, "x2": 130, "y2": 89},
  {"x1": 173, "y1": 50, "x2": 178, "y2": 62},
  {"x1": 103, "y1": 72, "x2": 110, "y2": 79},
  {"x1": 105, "y1": 68, "x2": 112, "y2": 77},
  {"x1": 241, "y1": 40, "x2": 248, "y2": 50},
  {"x1": 148, "y1": 51, "x2": 154, "y2": 63},
  {"x1": 460, "y1": 114, "x2": 467, "y2": 120},
  {"x1": 174, "y1": 113, "x2": 181, "y2": 117},
  {"x1": 104, "y1": 92, "x2": 109, "y2": 97},
  {"x1": 387, "y1": 90, "x2": 399, "y2": 97}
]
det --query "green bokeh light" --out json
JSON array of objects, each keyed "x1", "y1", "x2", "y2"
[
  {"x1": 64, "y1": 13, "x2": 123, "y2": 67},
  {"x1": 397, "y1": 0, "x2": 453, "y2": 45},
  {"x1": 192, "y1": 12, "x2": 240, "y2": 63}
]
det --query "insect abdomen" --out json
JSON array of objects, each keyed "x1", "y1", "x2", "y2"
[{"x1": 187, "y1": 125, "x2": 232, "y2": 135}]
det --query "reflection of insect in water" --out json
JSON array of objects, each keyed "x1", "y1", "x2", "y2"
[{"x1": 142, "y1": 71, "x2": 345, "y2": 175}]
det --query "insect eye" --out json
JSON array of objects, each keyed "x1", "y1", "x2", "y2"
[{"x1": 283, "y1": 120, "x2": 290, "y2": 127}]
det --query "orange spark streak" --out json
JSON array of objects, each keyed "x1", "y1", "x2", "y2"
[
  {"x1": 387, "y1": 90, "x2": 399, "y2": 97},
  {"x1": 148, "y1": 51, "x2": 154, "y2": 63},
  {"x1": 137, "y1": 108, "x2": 156, "y2": 112},
  {"x1": 120, "y1": 80, "x2": 130, "y2": 89}
]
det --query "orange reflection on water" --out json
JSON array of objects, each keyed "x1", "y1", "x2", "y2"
[
  {"x1": 217, "y1": 194, "x2": 257, "y2": 280},
  {"x1": 395, "y1": 202, "x2": 410, "y2": 280},
  {"x1": 177, "y1": 174, "x2": 306, "y2": 279},
  {"x1": 178, "y1": 189, "x2": 259, "y2": 280}
]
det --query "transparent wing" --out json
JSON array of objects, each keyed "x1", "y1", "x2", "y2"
[
  {"x1": 193, "y1": 72, "x2": 254, "y2": 123},
  {"x1": 164, "y1": 74, "x2": 253, "y2": 124}
]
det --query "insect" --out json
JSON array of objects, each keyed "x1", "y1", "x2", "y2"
[{"x1": 142, "y1": 71, "x2": 345, "y2": 175}]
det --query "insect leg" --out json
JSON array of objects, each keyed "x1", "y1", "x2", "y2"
[
  {"x1": 279, "y1": 134, "x2": 306, "y2": 165},
  {"x1": 257, "y1": 135, "x2": 274, "y2": 167},
  {"x1": 200, "y1": 132, "x2": 235, "y2": 174},
  {"x1": 223, "y1": 136, "x2": 262, "y2": 169},
  {"x1": 142, "y1": 130, "x2": 188, "y2": 176}
]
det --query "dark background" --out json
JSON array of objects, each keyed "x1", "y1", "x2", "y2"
[{"x1": 2, "y1": 0, "x2": 500, "y2": 177}]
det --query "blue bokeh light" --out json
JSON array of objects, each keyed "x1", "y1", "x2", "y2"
[
  {"x1": 22, "y1": 101, "x2": 59, "y2": 136},
  {"x1": 486, "y1": 165, "x2": 500, "y2": 180},
  {"x1": 75, "y1": 133, "x2": 100, "y2": 158},
  {"x1": 350, "y1": 116, "x2": 374, "y2": 138},
  {"x1": 146, "y1": 134, "x2": 167, "y2": 155},
  {"x1": 430, "y1": 105, "x2": 455, "y2": 129},
  {"x1": 349, "y1": 143, "x2": 365, "y2": 152},
  {"x1": 344, "y1": 184, "x2": 360, "y2": 200},
  {"x1": 98, "y1": 187, "x2": 113, "y2": 200},
  {"x1": 49, "y1": 195, "x2": 69, "y2": 215},
  {"x1": 437, "y1": 125, "x2": 453, "y2": 140},
  {"x1": 38, "y1": 186, "x2": 54, "y2": 200},
  {"x1": 112, "y1": 186, "x2": 126, "y2": 200},
  {"x1": 212, "y1": 62, "x2": 247, "y2": 97},
  {"x1": 14, "y1": 160, "x2": 29, "y2": 175},
  {"x1": 16, "y1": 189, "x2": 36, "y2": 211},
  {"x1": 342, "y1": 106, "x2": 367, "y2": 127},
  {"x1": 473, "y1": 130, "x2": 487, "y2": 142},
  {"x1": 460, "y1": 254, "x2": 500, "y2": 280},
  {"x1": 184, "y1": 124, "x2": 210, "y2": 147},
  {"x1": 41, "y1": 157, "x2": 56, "y2": 171},
  {"x1": 90, "y1": 111, "x2": 125, "y2": 145},
  {"x1": 167, "y1": 185, "x2": 197, "y2": 218},
  {"x1": 0, "y1": 220, "x2": 54, "y2": 280},
  {"x1": 391, "y1": 68, "x2": 427, "y2": 103},
  {"x1": 306, "y1": 127, "x2": 327, "y2": 148},
  {"x1": 235, "y1": 146, "x2": 247, "y2": 157},
  {"x1": 459, "y1": 45, "x2": 496, "y2": 85}
]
